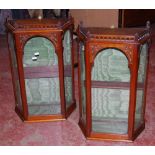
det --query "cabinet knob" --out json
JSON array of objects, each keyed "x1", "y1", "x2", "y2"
[
  {"x1": 34, "y1": 52, "x2": 39, "y2": 56},
  {"x1": 32, "y1": 56, "x2": 37, "y2": 61}
]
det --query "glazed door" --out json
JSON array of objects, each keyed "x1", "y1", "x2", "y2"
[
  {"x1": 23, "y1": 37, "x2": 61, "y2": 116},
  {"x1": 91, "y1": 48, "x2": 131, "y2": 134}
]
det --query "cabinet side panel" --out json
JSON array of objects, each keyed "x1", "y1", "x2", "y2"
[{"x1": 8, "y1": 33, "x2": 23, "y2": 113}]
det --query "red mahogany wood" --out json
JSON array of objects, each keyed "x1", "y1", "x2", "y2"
[
  {"x1": 91, "y1": 81, "x2": 144, "y2": 89},
  {"x1": 77, "y1": 23, "x2": 151, "y2": 141},
  {"x1": 6, "y1": 17, "x2": 76, "y2": 122},
  {"x1": 24, "y1": 65, "x2": 72, "y2": 79},
  {"x1": 7, "y1": 18, "x2": 73, "y2": 32},
  {"x1": 80, "y1": 27, "x2": 150, "y2": 44}
]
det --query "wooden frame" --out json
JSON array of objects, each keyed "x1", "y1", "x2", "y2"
[
  {"x1": 6, "y1": 17, "x2": 76, "y2": 122},
  {"x1": 77, "y1": 24, "x2": 151, "y2": 141}
]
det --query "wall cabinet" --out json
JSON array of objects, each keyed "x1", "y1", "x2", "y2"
[
  {"x1": 6, "y1": 18, "x2": 76, "y2": 122},
  {"x1": 77, "y1": 25, "x2": 151, "y2": 141}
]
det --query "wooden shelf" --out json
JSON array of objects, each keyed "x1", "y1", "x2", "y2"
[
  {"x1": 91, "y1": 81, "x2": 144, "y2": 89},
  {"x1": 24, "y1": 65, "x2": 72, "y2": 79}
]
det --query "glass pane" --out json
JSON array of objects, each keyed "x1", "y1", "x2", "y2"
[
  {"x1": 25, "y1": 78, "x2": 61, "y2": 115},
  {"x1": 8, "y1": 33, "x2": 23, "y2": 112},
  {"x1": 91, "y1": 49, "x2": 130, "y2": 134},
  {"x1": 134, "y1": 43, "x2": 148, "y2": 130},
  {"x1": 79, "y1": 42, "x2": 86, "y2": 124},
  {"x1": 63, "y1": 30, "x2": 73, "y2": 109},
  {"x1": 23, "y1": 37, "x2": 61, "y2": 115}
]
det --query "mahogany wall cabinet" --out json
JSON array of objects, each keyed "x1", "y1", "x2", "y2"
[
  {"x1": 77, "y1": 25, "x2": 151, "y2": 141},
  {"x1": 6, "y1": 18, "x2": 76, "y2": 122}
]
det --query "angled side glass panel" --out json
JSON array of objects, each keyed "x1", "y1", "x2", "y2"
[
  {"x1": 134, "y1": 43, "x2": 148, "y2": 130},
  {"x1": 23, "y1": 37, "x2": 61, "y2": 115},
  {"x1": 63, "y1": 30, "x2": 73, "y2": 109},
  {"x1": 8, "y1": 33, "x2": 23, "y2": 113},
  {"x1": 79, "y1": 42, "x2": 86, "y2": 124},
  {"x1": 91, "y1": 49, "x2": 130, "y2": 134}
]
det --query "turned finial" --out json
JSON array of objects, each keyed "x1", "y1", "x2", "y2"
[
  {"x1": 146, "y1": 21, "x2": 151, "y2": 30},
  {"x1": 38, "y1": 15, "x2": 42, "y2": 20}
]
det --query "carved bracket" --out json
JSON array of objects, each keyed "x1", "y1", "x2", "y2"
[
  {"x1": 89, "y1": 43, "x2": 134, "y2": 67},
  {"x1": 18, "y1": 32, "x2": 59, "y2": 51}
]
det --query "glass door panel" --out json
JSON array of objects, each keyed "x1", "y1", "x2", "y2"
[
  {"x1": 91, "y1": 49, "x2": 130, "y2": 134},
  {"x1": 23, "y1": 37, "x2": 61, "y2": 115}
]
